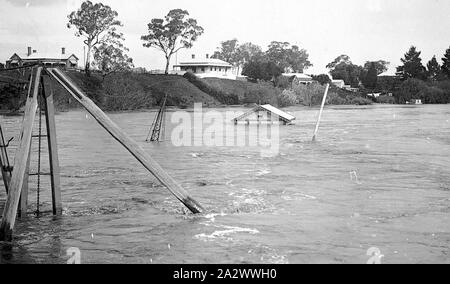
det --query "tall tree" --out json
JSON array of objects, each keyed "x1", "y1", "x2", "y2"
[
  {"x1": 327, "y1": 55, "x2": 363, "y2": 87},
  {"x1": 212, "y1": 39, "x2": 240, "y2": 64},
  {"x1": 67, "y1": 1, "x2": 123, "y2": 75},
  {"x1": 312, "y1": 74, "x2": 331, "y2": 85},
  {"x1": 362, "y1": 62, "x2": 378, "y2": 89},
  {"x1": 266, "y1": 41, "x2": 312, "y2": 73},
  {"x1": 242, "y1": 59, "x2": 283, "y2": 85},
  {"x1": 141, "y1": 9, "x2": 204, "y2": 74},
  {"x1": 326, "y1": 55, "x2": 352, "y2": 69},
  {"x1": 363, "y1": 60, "x2": 390, "y2": 75},
  {"x1": 237, "y1": 42, "x2": 263, "y2": 64},
  {"x1": 93, "y1": 37, "x2": 134, "y2": 81},
  {"x1": 442, "y1": 46, "x2": 450, "y2": 79},
  {"x1": 426, "y1": 56, "x2": 441, "y2": 81},
  {"x1": 396, "y1": 46, "x2": 426, "y2": 80}
]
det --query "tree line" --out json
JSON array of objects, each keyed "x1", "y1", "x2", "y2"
[
  {"x1": 66, "y1": 1, "x2": 449, "y2": 104},
  {"x1": 67, "y1": 1, "x2": 204, "y2": 77}
]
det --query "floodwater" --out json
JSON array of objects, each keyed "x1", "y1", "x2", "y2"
[{"x1": 0, "y1": 104, "x2": 449, "y2": 264}]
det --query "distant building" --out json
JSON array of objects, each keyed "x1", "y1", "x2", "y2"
[
  {"x1": 173, "y1": 54, "x2": 237, "y2": 80},
  {"x1": 409, "y1": 99, "x2": 423, "y2": 105},
  {"x1": 5, "y1": 46, "x2": 79, "y2": 69},
  {"x1": 283, "y1": 73, "x2": 313, "y2": 85},
  {"x1": 367, "y1": 93, "x2": 382, "y2": 98}
]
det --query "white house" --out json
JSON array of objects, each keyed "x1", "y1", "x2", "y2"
[
  {"x1": 173, "y1": 54, "x2": 237, "y2": 80},
  {"x1": 6, "y1": 47, "x2": 78, "y2": 69}
]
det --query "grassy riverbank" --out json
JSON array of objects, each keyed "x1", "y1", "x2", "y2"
[{"x1": 1, "y1": 70, "x2": 373, "y2": 112}]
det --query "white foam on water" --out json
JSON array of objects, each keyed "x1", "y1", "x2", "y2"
[
  {"x1": 195, "y1": 225, "x2": 260, "y2": 241},
  {"x1": 204, "y1": 212, "x2": 227, "y2": 223},
  {"x1": 281, "y1": 193, "x2": 317, "y2": 201},
  {"x1": 256, "y1": 169, "x2": 272, "y2": 177}
]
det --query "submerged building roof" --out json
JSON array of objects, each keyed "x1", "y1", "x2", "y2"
[{"x1": 233, "y1": 104, "x2": 296, "y2": 124}]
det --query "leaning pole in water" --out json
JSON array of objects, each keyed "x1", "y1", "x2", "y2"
[
  {"x1": 312, "y1": 83, "x2": 330, "y2": 142},
  {"x1": 45, "y1": 68, "x2": 205, "y2": 214}
]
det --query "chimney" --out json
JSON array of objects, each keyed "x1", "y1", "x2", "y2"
[
  {"x1": 62, "y1": 47, "x2": 66, "y2": 55},
  {"x1": 192, "y1": 54, "x2": 195, "y2": 59},
  {"x1": 27, "y1": 47, "x2": 32, "y2": 56}
]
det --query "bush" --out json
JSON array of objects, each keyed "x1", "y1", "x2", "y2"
[
  {"x1": 327, "y1": 92, "x2": 347, "y2": 105},
  {"x1": 278, "y1": 89, "x2": 298, "y2": 107},
  {"x1": 292, "y1": 82, "x2": 327, "y2": 106},
  {"x1": 350, "y1": 97, "x2": 373, "y2": 105},
  {"x1": 204, "y1": 78, "x2": 280, "y2": 106},
  {"x1": 395, "y1": 78, "x2": 450, "y2": 104},
  {"x1": 395, "y1": 78, "x2": 427, "y2": 103},
  {"x1": 376, "y1": 95, "x2": 396, "y2": 104},
  {"x1": 418, "y1": 86, "x2": 447, "y2": 104}
]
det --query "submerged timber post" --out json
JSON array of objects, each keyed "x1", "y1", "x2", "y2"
[
  {"x1": 0, "y1": 125, "x2": 12, "y2": 194},
  {"x1": 0, "y1": 67, "x2": 42, "y2": 241},
  {"x1": 312, "y1": 83, "x2": 330, "y2": 142},
  {"x1": 46, "y1": 68, "x2": 204, "y2": 214},
  {"x1": 42, "y1": 75, "x2": 62, "y2": 215}
]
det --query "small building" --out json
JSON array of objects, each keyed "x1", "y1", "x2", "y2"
[
  {"x1": 367, "y1": 93, "x2": 382, "y2": 98},
  {"x1": 233, "y1": 104, "x2": 296, "y2": 125},
  {"x1": 173, "y1": 54, "x2": 237, "y2": 80},
  {"x1": 283, "y1": 73, "x2": 313, "y2": 85},
  {"x1": 409, "y1": 99, "x2": 423, "y2": 105},
  {"x1": 6, "y1": 47, "x2": 79, "y2": 69}
]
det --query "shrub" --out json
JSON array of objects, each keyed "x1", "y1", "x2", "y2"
[
  {"x1": 292, "y1": 82, "x2": 326, "y2": 106},
  {"x1": 350, "y1": 97, "x2": 373, "y2": 105},
  {"x1": 278, "y1": 89, "x2": 298, "y2": 107},
  {"x1": 377, "y1": 95, "x2": 396, "y2": 104},
  {"x1": 418, "y1": 86, "x2": 446, "y2": 104},
  {"x1": 327, "y1": 92, "x2": 347, "y2": 105},
  {"x1": 395, "y1": 78, "x2": 427, "y2": 103}
]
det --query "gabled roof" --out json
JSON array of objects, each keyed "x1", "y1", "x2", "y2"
[
  {"x1": 8, "y1": 51, "x2": 79, "y2": 61},
  {"x1": 283, "y1": 73, "x2": 312, "y2": 80},
  {"x1": 174, "y1": 58, "x2": 232, "y2": 67},
  {"x1": 260, "y1": 104, "x2": 296, "y2": 121},
  {"x1": 233, "y1": 104, "x2": 296, "y2": 124}
]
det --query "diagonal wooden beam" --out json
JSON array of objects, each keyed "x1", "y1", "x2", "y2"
[
  {"x1": 0, "y1": 67, "x2": 42, "y2": 242},
  {"x1": 0, "y1": 125, "x2": 12, "y2": 194},
  {"x1": 46, "y1": 68, "x2": 204, "y2": 214}
]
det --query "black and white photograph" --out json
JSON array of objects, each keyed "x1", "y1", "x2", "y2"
[{"x1": 0, "y1": 0, "x2": 449, "y2": 267}]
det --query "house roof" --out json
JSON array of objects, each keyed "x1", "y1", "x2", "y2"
[
  {"x1": 9, "y1": 51, "x2": 79, "y2": 61},
  {"x1": 233, "y1": 104, "x2": 296, "y2": 123},
  {"x1": 260, "y1": 104, "x2": 296, "y2": 122},
  {"x1": 174, "y1": 58, "x2": 232, "y2": 67},
  {"x1": 283, "y1": 73, "x2": 312, "y2": 80}
]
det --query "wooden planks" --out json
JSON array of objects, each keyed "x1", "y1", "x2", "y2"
[
  {"x1": 42, "y1": 75, "x2": 62, "y2": 215},
  {"x1": 312, "y1": 83, "x2": 330, "y2": 142},
  {"x1": 0, "y1": 67, "x2": 42, "y2": 241},
  {"x1": 47, "y1": 68, "x2": 204, "y2": 214},
  {"x1": 0, "y1": 125, "x2": 12, "y2": 194}
]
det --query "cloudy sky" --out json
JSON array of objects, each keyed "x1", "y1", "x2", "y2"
[{"x1": 0, "y1": 0, "x2": 449, "y2": 75}]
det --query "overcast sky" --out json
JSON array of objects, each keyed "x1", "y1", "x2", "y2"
[{"x1": 0, "y1": 0, "x2": 449, "y2": 75}]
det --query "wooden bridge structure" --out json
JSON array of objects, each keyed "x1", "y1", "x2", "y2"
[{"x1": 0, "y1": 66, "x2": 204, "y2": 242}]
